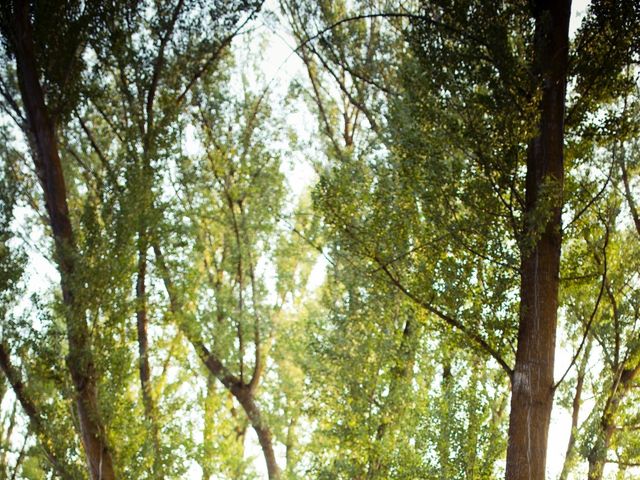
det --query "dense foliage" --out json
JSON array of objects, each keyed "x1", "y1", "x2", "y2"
[{"x1": 0, "y1": 0, "x2": 638, "y2": 479}]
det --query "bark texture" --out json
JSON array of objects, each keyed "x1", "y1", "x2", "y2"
[
  {"x1": 136, "y1": 245, "x2": 163, "y2": 478},
  {"x1": 505, "y1": 1, "x2": 571, "y2": 479},
  {"x1": 9, "y1": 2, "x2": 116, "y2": 478}
]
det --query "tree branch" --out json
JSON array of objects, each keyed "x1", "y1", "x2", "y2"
[
  {"x1": 554, "y1": 222, "x2": 609, "y2": 390},
  {"x1": 372, "y1": 257, "x2": 514, "y2": 377}
]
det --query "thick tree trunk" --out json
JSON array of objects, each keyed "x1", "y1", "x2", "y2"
[
  {"x1": 505, "y1": 1, "x2": 571, "y2": 480},
  {"x1": 10, "y1": 2, "x2": 116, "y2": 479}
]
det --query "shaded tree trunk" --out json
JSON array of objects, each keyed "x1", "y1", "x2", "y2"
[
  {"x1": 8, "y1": 2, "x2": 116, "y2": 478},
  {"x1": 559, "y1": 339, "x2": 590, "y2": 480},
  {"x1": 232, "y1": 385, "x2": 281, "y2": 480},
  {"x1": 505, "y1": 1, "x2": 571, "y2": 479},
  {"x1": 587, "y1": 365, "x2": 640, "y2": 480},
  {"x1": 136, "y1": 244, "x2": 163, "y2": 478}
]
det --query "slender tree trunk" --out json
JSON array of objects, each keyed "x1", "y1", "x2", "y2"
[
  {"x1": 9, "y1": 2, "x2": 116, "y2": 478},
  {"x1": 202, "y1": 374, "x2": 216, "y2": 480},
  {"x1": 0, "y1": 345, "x2": 74, "y2": 478},
  {"x1": 438, "y1": 361, "x2": 453, "y2": 480},
  {"x1": 136, "y1": 244, "x2": 163, "y2": 478},
  {"x1": 154, "y1": 243, "x2": 281, "y2": 480},
  {"x1": 587, "y1": 417, "x2": 615, "y2": 480},
  {"x1": 587, "y1": 365, "x2": 640, "y2": 480},
  {"x1": 232, "y1": 385, "x2": 281, "y2": 480},
  {"x1": 559, "y1": 339, "x2": 591, "y2": 480},
  {"x1": 0, "y1": 396, "x2": 17, "y2": 475},
  {"x1": 505, "y1": 1, "x2": 571, "y2": 479},
  {"x1": 284, "y1": 414, "x2": 298, "y2": 471},
  {"x1": 367, "y1": 318, "x2": 417, "y2": 479},
  {"x1": 9, "y1": 433, "x2": 28, "y2": 480}
]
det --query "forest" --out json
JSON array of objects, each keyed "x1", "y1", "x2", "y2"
[{"x1": 0, "y1": 0, "x2": 639, "y2": 479}]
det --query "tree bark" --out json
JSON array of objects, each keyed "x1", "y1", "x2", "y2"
[
  {"x1": 136, "y1": 244, "x2": 163, "y2": 478},
  {"x1": 505, "y1": 1, "x2": 571, "y2": 480},
  {"x1": 587, "y1": 365, "x2": 640, "y2": 480},
  {"x1": 9, "y1": 2, "x2": 117, "y2": 479},
  {"x1": 232, "y1": 385, "x2": 281, "y2": 480}
]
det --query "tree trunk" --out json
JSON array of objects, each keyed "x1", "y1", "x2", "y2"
[
  {"x1": 559, "y1": 339, "x2": 590, "y2": 480},
  {"x1": 0, "y1": 345, "x2": 74, "y2": 478},
  {"x1": 586, "y1": 417, "x2": 615, "y2": 480},
  {"x1": 366, "y1": 318, "x2": 417, "y2": 480},
  {"x1": 136, "y1": 245, "x2": 163, "y2": 478},
  {"x1": 505, "y1": 1, "x2": 571, "y2": 480},
  {"x1": 587, "y1": 365, "x2": 640, "y2": 480},
  {"x1": 201, "y1": 374, "x2": 216, "y2": 480},
  {"x1": 154, "y1": 244, "x2": 281, "y2": 479},
  {"x1": 9, "y1": 2, "x2": 117, "y2": 479},
  {"x1": 232, "y1": 385, "x2": 281, "y2": 480}
]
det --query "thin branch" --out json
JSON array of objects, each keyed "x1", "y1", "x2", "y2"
[
  {"x1": 0, "y1": 75, "x2": 26, "y2": 127},
  {"x1": 304, "y1": 40, "x2": 380, "y2": 134},
  {"x1": 175, "y1": 3, "x2": 264, "y2": 105},
  {"x1": 0, "y1": 345, "x2": 73, "y2": 479},
  {"x1": 554, "y1": 223, "x2": 609, "y2": 390},
  {"x1": 294, "y1": 12, "x2": 458, "y2": 54},
  {"x1": 9, "y1": 433, "x2": 29, "y2": 480},
  {"x1": 620, "y1": 150, "x2": 640, "y2": 236},
  {"x1": 606, "y1": 459, "x2": 640, "y2": 467},
  {"x1": 86, "y1": 97, "x2": 125, "y2": 143},
  {"x1": 373, "y1": 257, "x2": 513, "y2": 377},
  {"x1": 146, "y1": 0, "x2": 185, "y2": 135},
  {"x1": 298, "y1": 50, "x2": 343, "y2": 155},
  {"x1": 565, "y1": 154, "x2": 614, "y2": 230},
  {"x1": 152, "y1": 243, "x2": 241, "y2": 391}
]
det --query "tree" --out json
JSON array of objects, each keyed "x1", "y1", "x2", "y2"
[
  {"x1": 0, "y1": 0, "x2": 263, "y2": 477},
  {"x1": 284, "y1": 0, "x2": 639, "y2": 478},
  {"x1": 147, "y1": 57, "x2": 317, "y2": 478},
  {"x1": 0, "y1": 2, "x2": 119, "y2": 476}
]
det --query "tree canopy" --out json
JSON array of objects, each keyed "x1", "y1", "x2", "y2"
[{"x1": 0, "y1": 0, "x2": 639, "y2": 479}]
